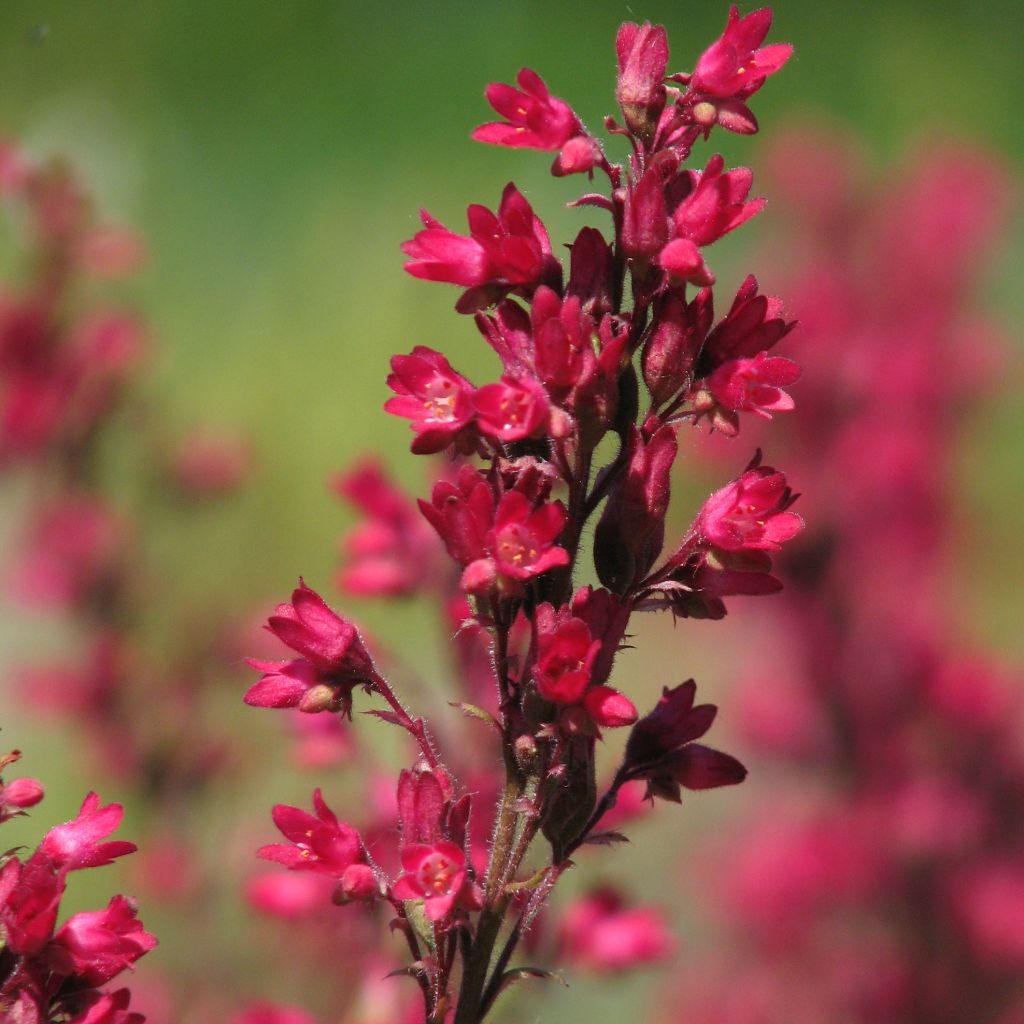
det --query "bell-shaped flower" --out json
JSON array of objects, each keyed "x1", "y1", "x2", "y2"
[
  {"x1": 391, "y1": 841, "x2": 482, "y2": 922},
  {"x1": 385, "y1": 346, "x2": 478, "y2": 455},
  {"x1": 53, "y1": 894, "x2": 157, "y2": 986},
  {"x1": 472, "y1": 68, "x2": 580, "y2": 151},
  {"x1": 40, "y1": 793, "x2": 136, "y2": 873},
  {"x1": 697, "y1": 461, "x2": 803, "y2": 552},
  {"x1": 615, "y1": 21, "x2": 669, "y2": 141}
]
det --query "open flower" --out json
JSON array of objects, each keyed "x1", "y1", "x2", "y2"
[{"x1": 391, "y1": 841, "x2": 482, "y2": 922}]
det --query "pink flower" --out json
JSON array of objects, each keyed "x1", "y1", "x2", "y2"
[
  {"x1": 53, "y1": 894, "x2": 157, "y2": 985},
  {"x1": 691, "y1": 6, "x2": 792, "y2": 102},
  {"x1": 472, "y1": 68, "x2": 580, "y2": 151},
  {"x1": 697, "y1": 274, "x2": 795, "y2": 370},
  {"x1": 417, "y1": 466, "x2": 494, "y2": 568},
  {"x1": 473, "y1": 375, "x2": 550, "y2": 442},
  {"x1": 559, "y1": 888, "x2": 674, "y2": 972},
  {"x1": 385, "y1": 346, "x2": 479, "y2": 455},
  {"x1": 40, "y1": 793, "x2": 137, "y2": 873},
  {"x1": 402, "y1": 183, "x2": 558, "y2": 312},
  {"x1": 532, "y1": 607, "x2": 636, "y2": 733},
  {"x1": 257, "y1": 789, "x2": 367, "y2": 883},
  {"x1": 0, "y1": 855, "x2": 63, "y2": 954},
  {"x1": 697, "y1": 461, "x2": 803, "y2": 552},
  {"x1": 231, "y1": 1004, "x2": 319, "y2": 1024},
  {"x1": 485, "y1": 490, "x2": 569, "y2": 586},
  {"x1": 245, "y1": 581, "x2": 374, "y2": 714},
  {"x1": 672, "y1": 155, "x2": 765, "y2": 246},
  {"x1": 391, "y1": 840, "x2": 482, "y2": 922},
  {"x1": 0, "y1": 776, "x2": 44, "y2": 822},
  {"x1": 615, "y1": 22, "x2": 669, "y2": 140},
  {"x1": 334, "y1": 459, "x2": 442, "y2": 597},
  {"x1": 705, "y1": 351, "x2": 801, "y2": 421},
  {"x1": 68, "y1": 989, "x2": 144, "y2": 1024}
]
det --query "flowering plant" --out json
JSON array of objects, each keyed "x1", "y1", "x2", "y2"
[{"x1": 244, "y1": 8, "x2": 799, "y2": 1022}]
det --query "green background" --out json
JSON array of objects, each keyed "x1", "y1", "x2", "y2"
[{"x1": 1, "y1": 2, "x2": 1021, "y2": 1021}]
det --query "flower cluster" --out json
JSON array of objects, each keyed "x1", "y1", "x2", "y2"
[
  {"x1": 246, "y1": 9, "x2": 797, "y2": 1023},
  {"x1": 666, "y1": 131, "x2": 1024, "y2": 1024},
  {"x1": 0, "y1": 750, "x2": 156, "y2": 1022}
]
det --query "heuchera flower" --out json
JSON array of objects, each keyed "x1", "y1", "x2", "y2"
[
  {"x1": 704, "y1": 351, "x2": 801, "y2": 425},
  {"x1": 484, "y1": 490, "x2": 569, "y2": 589},
  {"x1": 659, "y1": 155, "x2": 765, "y2": 286},
  {"x1": 245, "y1": 581, "x2": 374, "y2": 715},
  {"x1": 473, "y1": 374, "x2": 550, "y2": 442},
  {"x1": 68, "y1": 989, "x2": 145, "y2": 1024},
  {"x1": 691, "y1": 6, "x2": 793, "y2": 101},
  {"x1": 0, "y1": 775, "x2": 44, "y2": 822},
  {"x1": 472, "y1": 68, "x2": 580, "y2": 151},
  {"x1": 623, "y1": 679, "x2": 747, "y2": 801},
  {"x1": 53, "y1": 895, "x2": 158, "y2": 986},
  {"x1": 334, "y1": 458, "x2": 443, "y2": 598},
  {"x1": 258, "y1": 789, "x2": 374, "y2": 900},
  {"x1": 385, "y1": 346, "x2": 478, "y2": 455},
  {"x1": 697, "y1": 461, "x2": 803, "y2": 552},
  {"x1": 558, "y1": 887, "x2": 674, "y2": 972},
  {"x1": 402, "y1": 183, "x2": 559, "y2": 312},
  {"x1": 696, "y1": 274, "x2": 795, "y2": 371},
  {"x1": 0, "y1": 855, "x2": 63, "y2": 955},
  {"x1": 391, "y1": 840, "x2": 482, "y2": 922},
  {"x1": 533, "y1": 611, "x2": 637, "y2": 733},
  {"x1": 40, "y1": 792, "x2": 137, "y2": 872},
  {"x1": 615, "y1": 21, "x2": 669, "y2": 141}
]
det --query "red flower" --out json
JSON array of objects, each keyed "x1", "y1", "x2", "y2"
[
  {"x1": 691, "y1": 6, "x2": 792, "y2": 101},
  {"x1": 473, "y1": 375, "x2": 550, "y2": 442},
  {"x1": 40, "y1": 793, "x2": 137, "y2": 873},
  {"x1": 245, "y1": 581, "x2": 374, "y2": 715},
  {"x1": 385, "y1": 346, "x2": 478, "y2": 455},
  {"x1": 472, "y1": 68, "x2": 580, "y2": 151},
  {"x1": 697, "y1": 462, "x2": 803, "y2": 552},
  {"x1": 615, "y1": 22, "x2": 669, "y2": 141},
  {"x1": 533, "y1": 608, "x2": 637, "y2": 733},
  {"x1": 68, "y1": 989, "x2": 145, "y2": 1024},
  {"x1": 559, "y1": 887, "x2": 674, "y2": 972},
  {"x1": 486, "y1": 490, "x2": 569, "y2": 585},
  {"x1": 391, "y1": 841, "x2": 482, "y2": 922},
  {"x1": 705, "y1": 351, "x2": 801, "y2": 421},
  {"x1": 258, "y1": 789, "x2": 365, "y2": 881},
  {"x1": 0, "y1": 855, "x2": 63, "y2": 955},
  {"x1": 402, "y1": 183, "x2": 558, "y2": 312},
  {"x1": 697, "y1": 274, "x2": 795, "y2": 371},
  {"x1": 0, "y1": 776, "x2": 44, "y2": 822},
  {"x1": 53, "y1": 894, "x2": 157, "y2": 986}
]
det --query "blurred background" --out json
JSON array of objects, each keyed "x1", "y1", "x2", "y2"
[{"x1": 1, "y1": 2, "x2": 1022, "y2": 1022}]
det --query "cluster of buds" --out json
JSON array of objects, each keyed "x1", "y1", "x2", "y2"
[
  {"x1": 247, "y1": 9, "x2": 798, "y2": 1023},
  {"x1": 666, "y1": 132, "x2": 1024, "y2": 1024},
  {"x1": 0, "y1": 750, "x2": 156, "y2": 1022}
]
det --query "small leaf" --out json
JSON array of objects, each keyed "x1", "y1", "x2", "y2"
[
  {"x1": 364, "y1": 709, "x2": 403, "y2": 727},
  {"x1": 582, "y1": 830, "x2": 630, "y2": 847},
  {"x1": 448, "y1": 702, "x2": 502, "y2": 734},
  {"x1": 497, "y1": 966, "x2": 568, "y2": 997}
]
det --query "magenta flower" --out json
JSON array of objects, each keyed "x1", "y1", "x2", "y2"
[
  {"x1": 705, "y1": 351, "x2": 801, "y2": 420},
  {"x1": 671, "y1": 155, "x2": 765, "y2": 247},
  {"x1": 68, "y1": 989, "x2": 144, "y2": 1024},
  {"x1": 615, "y1": 21, "x2": 669, "y2": 140},
  {"x1": 558, "y1": 887, "x2": 674, "y2": 973},
  {"x1": 0, "y1": 855, "x2": 63, "y2": 955},
  {"x1": 385, "y1": 346, "x2": 479, "y2": 455},
  {"x1": 40, "y1": 792, "x2": 137, "y2": 873},
  {"x1": 258, "y1": 789, "x2": 365, "y2": 879},
  {"x1": 402, "y1": 183, "x2": 558, "y2": 312},
  {"x1": 334, "y1": 459, "x2": 443, "y2": 598},
  {"x1": 0, "y1": 776, "x2": 44, "y2": 822},
  {"x1": 473, "y1": 374, "x2": 550, "y2": 442},
  {"x1": 245, "y1": 581, "x2": 374, "y2": 714},
  {"x1": 53, "y1": 895, "x2": 157, "y2": 986},
  {"x1": 532, "y1": 608, "x2": 637, "y2": 733},
  {"x1": 472, "y1": 68, "x2": 580, "y2": 151},
  {"x1": 697, "y1": 462, "x2": 803, "y2": 552},
  {"x1": 698, "y1": 273, "x2": 795, "y2": 370},
  {"x1": 417, "y1": 466, "x2": 494, "y2": 568},
  {"x1": 486, "y1": 490, "x2": 569, "y2": 585},
  {"x1": 691, "y1": 5, "x2": 793, "y2": 101},
  {"x1": 391, "y1": 840, "x2": 482, "y2": 922}
]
